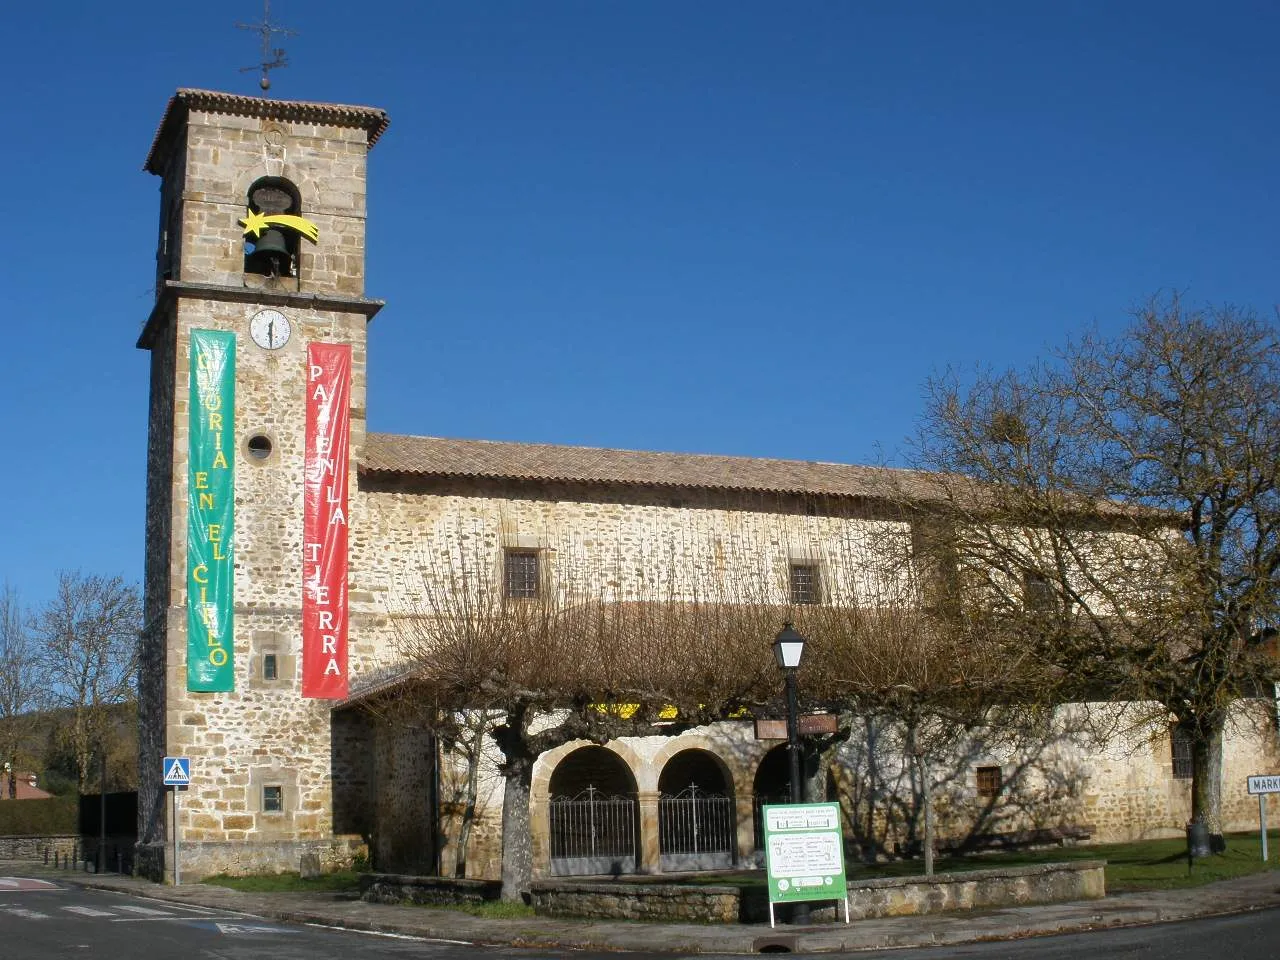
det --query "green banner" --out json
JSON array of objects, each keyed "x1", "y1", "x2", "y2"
[{"x1": 187, "y1": 330, "x2": 235, "y2": 692}]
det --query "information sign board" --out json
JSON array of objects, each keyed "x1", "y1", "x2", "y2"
[{"x1": 762, "y1": 802, "x2": 849, "y2": 925}]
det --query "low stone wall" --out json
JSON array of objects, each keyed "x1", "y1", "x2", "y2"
[
  {"x1": 0, "y1": 835, "x2": 79, "y2": 861},
  {"x1": 841, "y1": 861, "x2": 1106, "y2": 920},
  {"x1": 531, "y1": 880, "x2": 740, "y2": 922},
  {"x1": 361, "y1": 873, "x2": 502, "y2": 906},
  {"x1": 531, "y1": 861, "x2": 1106, "y2": 924},
  {"x1": 133, "y1": 837, "x2": 367, "y2": 884}
]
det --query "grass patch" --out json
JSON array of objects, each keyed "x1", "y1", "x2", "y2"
[
  {"x1": 413, "y1": 900, "x2": 536, "y2": 919},
  {"x1": 671, "y1": 830, "x2": 1280, "y2": 895},
  {"x1": 201, "y1": 869, "x2": 363, "y2": 893}
]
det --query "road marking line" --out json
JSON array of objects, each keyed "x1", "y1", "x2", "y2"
[
  {"x1": 3, "y1": 907, "x2": 51, "y2": 919},
  {"x1": 110, "y1": 915, "x2": 235, "y2": 922},
  {"x1": 303, "y1": 923, "x2": 472, "y2": 945},
  {"x1": 114, "y1": 905, "x2": 173, "y2": 916},
  {"x1": 64, "y1": 905, "x2": 117, "y2": 917}
]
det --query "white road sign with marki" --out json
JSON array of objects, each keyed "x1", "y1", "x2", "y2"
[{"x1": 1247, "y1": 775, "x2": 1280, "y2": 795}]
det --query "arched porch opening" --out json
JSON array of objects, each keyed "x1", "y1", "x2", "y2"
[
  {"x1": 547, "y1": 745, "x2": 639, "y2": 876},
  {"x1": 657, "y1": 749, "x2": 736, "y2": 872},
  {"x1": 752, "y1": 744, "x2": 793, "y2": 853}
]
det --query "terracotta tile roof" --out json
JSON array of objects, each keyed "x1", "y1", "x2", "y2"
[
  {"x1": 361, "y1": 433, "x2": 934, "y2": 501},
  {"x1": 2, "y1": 772, "x2": 52, "y2": 801},
  {"x1": 145, "y1": 88, "x2": 390, "y2": 173}
]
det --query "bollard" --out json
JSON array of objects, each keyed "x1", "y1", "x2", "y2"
[
  {"x1": 43, "y1": 847, "x2": 48, "y2": 866},
  {"x1": 117, "y1": 849, "x2": 123, "y2": 874}
]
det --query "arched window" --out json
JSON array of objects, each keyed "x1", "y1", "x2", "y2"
[{"x1": 243, "y1": 176, "x2": 303, "y2": 278}]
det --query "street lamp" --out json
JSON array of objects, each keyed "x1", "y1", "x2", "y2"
[
  {"x1": 773, "y1": 623, "x2": 808, "y2": 925},
  {"x1": 772, "y1": 623, "x2": 806, "y2": 807}
]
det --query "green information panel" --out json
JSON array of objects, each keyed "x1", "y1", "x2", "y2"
[{"x1": 762, "y1": 802, "x2": 849, "y2": 925}]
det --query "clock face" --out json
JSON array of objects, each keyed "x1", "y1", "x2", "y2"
[{"x1": 249, "y1": 309, "x2": 291, "y2": 350}]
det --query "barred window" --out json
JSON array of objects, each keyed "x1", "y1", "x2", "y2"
[
  {"x1": 1022, "y1": 569, "x2": 1056, "y2": 611},
  {"x1": 263, "y1": 785, "x2": 284, "y2": 813},
  {"x1": 263, "y1": 654, "x2": 278, "y2": 681},
  {"x1": 976, "y1": 765, "x2": 1002, "y2": 798},
  {"x1": 1171, "y1": 725, "x2": 1194, "y2": 780},
  {"x1": 504, "y1": 550, "x2": 540, "y2": 600},
  {"x1": 790, "y1": 564, "x2": 821, "y2": 605}
]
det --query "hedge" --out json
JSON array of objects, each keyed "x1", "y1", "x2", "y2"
[{"x1": 0, "y1": 796, "x2": 79, "y2": 836}]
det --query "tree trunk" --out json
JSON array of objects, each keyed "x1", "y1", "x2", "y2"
[
  {"x1": 920, "y1": 754, "x2": 935, "y2": 877},
  {"x1": 453, "y1": 721, "x2": 486, "y2": 878},
  {"x1": 499, "y1": 755, "x2": 534, "y2": 902},
  {"x1": 1191, "y1": 719, "x2": 1226, "y2": 852}
]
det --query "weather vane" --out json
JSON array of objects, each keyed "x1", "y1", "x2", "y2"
[{"x1": 237, "y1": 0, "x2": 297, "y2": 92}]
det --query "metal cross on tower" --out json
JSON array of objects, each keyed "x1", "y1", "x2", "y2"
[{"x1": 237, "y1": 0, "x2": 297, "y2": 92}]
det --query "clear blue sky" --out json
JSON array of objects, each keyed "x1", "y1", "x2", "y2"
[{"x1": 1, "y1": 2, "x2": 1276, "y2": 608}]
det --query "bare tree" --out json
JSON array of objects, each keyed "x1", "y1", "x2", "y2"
[
  {"x1": 32, "y1": 572, "x2": 142, "y2": 793},
  {"x1": 0, "y1": 583, "x2": 45, "y2": 793},
  {"x1": 909, "y1": 295, "x2": 1280, "y2": 848}
]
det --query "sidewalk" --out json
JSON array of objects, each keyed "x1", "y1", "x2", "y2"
[{"x1": 16, "y1": 863, "x2": 1280, "y2": 954}]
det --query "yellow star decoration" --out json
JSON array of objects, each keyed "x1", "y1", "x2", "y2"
[{"x1": 239, "y1": 209, "x2": 320, "y2": 243}]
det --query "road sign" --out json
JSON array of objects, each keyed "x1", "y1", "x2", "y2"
[
  {"x1": 762, "y1": 802, "x2": 850, "y2": 927},
  {"x1": 162, "y1": 756, "x2": 191, "y2": 786},
  {"x1": 1247, "y1": 775, "x2": 1280, "y2": 795}
]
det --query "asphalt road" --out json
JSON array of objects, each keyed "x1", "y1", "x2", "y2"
[
  {"x1": 5, "y1": 873, "x2": 1280, "y2": 958},
  {"x1": 731, "y1": 906, "x2": 1280, "y2": 959},
  {"x1": 0, "y1": 877, "x2": 566, "y2": 959}
]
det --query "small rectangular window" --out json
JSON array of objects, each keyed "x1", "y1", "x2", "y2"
[
  {"x1": 263, "y1": 654, "x2": 278, "y2": 681},
  {"x1": 1022, "y1": 569, "x2": 1056, "y2": 612},
  {"x1": 976, "y1": 766, "x2": 1002, "y2": 798},
  {"x1": 1171, "y1": 725, "x2": 1194, "y2": 780},
  {"x1": 790, "y1": 564, "x2": 821, "y2": 605},
  {"x1": 263, "y1": 785, "x2": 284, "y2": 813},
  {"x1": 504, "y1": 550, "x2": 540, "y2": 599}
]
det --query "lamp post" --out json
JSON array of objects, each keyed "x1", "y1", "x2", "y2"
[
  {"x1": 773, "y1": 623, "x2": 808, "y2": 925},
  {"x1": 773, "y1": 623, "x2": 807, "y2": 807}
]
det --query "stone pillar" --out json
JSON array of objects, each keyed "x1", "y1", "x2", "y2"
[
  {"x1": 637, "y1": 791, "x2": 662, "y2": 874},
  {"x1": 737, "y1": 793, "x2": 758, "y2": 866}
]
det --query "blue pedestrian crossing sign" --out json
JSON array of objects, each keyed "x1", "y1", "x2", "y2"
[{"x1": 162, "y1": 756, "x2": 191, "y2": 786}]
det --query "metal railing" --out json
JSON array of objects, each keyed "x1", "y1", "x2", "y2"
[
  {"x1": 659, "y1": 784, "x2": 735, "y2": 871},
  {"x1": 548, "y1": 786, "x2": 636, "y2": 876}
]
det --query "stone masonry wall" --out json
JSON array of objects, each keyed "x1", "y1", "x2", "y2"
[{"x1": 140, "y1": 99, "x2": 376, "y2": 880}]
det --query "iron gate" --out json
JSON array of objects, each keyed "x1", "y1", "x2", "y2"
[
  {"x1": 548, "y1": 786, "x2": 637, "y2": 876},
  {"x1": 659, "y1": 784, "x2": 736, "y2": 871}
]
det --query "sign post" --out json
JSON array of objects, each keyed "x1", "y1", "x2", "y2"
[
  {"x1": 1246, "y1": 775, "x2": 1280, "y2": 862},
  {"x1": 762, "y1": 802, "x2": 850, "y2": 928},
  {"x1": 163, "y1": 757, "x2": 191, "y2": 884}
]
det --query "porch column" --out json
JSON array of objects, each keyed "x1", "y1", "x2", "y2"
[
  {"x1": 637, "y1": 790, "x2": 662, "y2": 874},
  {"x1": 737, "y1": 793, "x2": 757, "y2": 866}
]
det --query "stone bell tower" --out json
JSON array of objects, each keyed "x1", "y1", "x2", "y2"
[{"x1": 135, "y1": 89, "x2": 388, "y2": 880}]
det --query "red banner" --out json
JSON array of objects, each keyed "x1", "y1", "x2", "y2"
[{"x1": 302, "y1": 343, "x2": 350, "y2": 698}]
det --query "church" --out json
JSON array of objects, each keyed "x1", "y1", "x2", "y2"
[{"x1": 135, "y1": 88, "x2": 1280, "y2": 885}]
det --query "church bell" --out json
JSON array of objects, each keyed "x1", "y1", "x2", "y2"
[{"x1": 246, "y1": 227, "x2": 292, "y2": 276}]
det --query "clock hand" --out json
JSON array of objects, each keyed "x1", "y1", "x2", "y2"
[{"x1": 268, "y1": 318, "x2": 275, "y2": 345}]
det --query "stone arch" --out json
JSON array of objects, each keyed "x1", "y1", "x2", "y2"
[
  {"x1": 752, "y1": 743, "x2": 794, "y2": 851},
  {"x1": 657, "y1": 748, "x2": 733, "y2": 797},
  {"x1": 540, "y1": 744, "x2": 641, "y2": 877},
  {"x1": 529, "y1": 739, "x2": 644, "y2": 879},
  {"x1": 649, "y1": 730, "x2": 757, "y2": 802},
  {"x1": 655, "y1": 748, "x2": 739, "y2": 872}
]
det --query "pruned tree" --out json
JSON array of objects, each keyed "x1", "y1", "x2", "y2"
[
  {"x1": 32, "y1": 572, "x2": 142, "y2": 793},
  {"x1": 791, "y1": 519, "x2": 1064, "y2": 872},
  {"x1": 909, "y1": 295, "x2": 1280, "y2": 849},
  {"x1": 0, "y1": 583, "x2": 45, "y2": 792}
]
